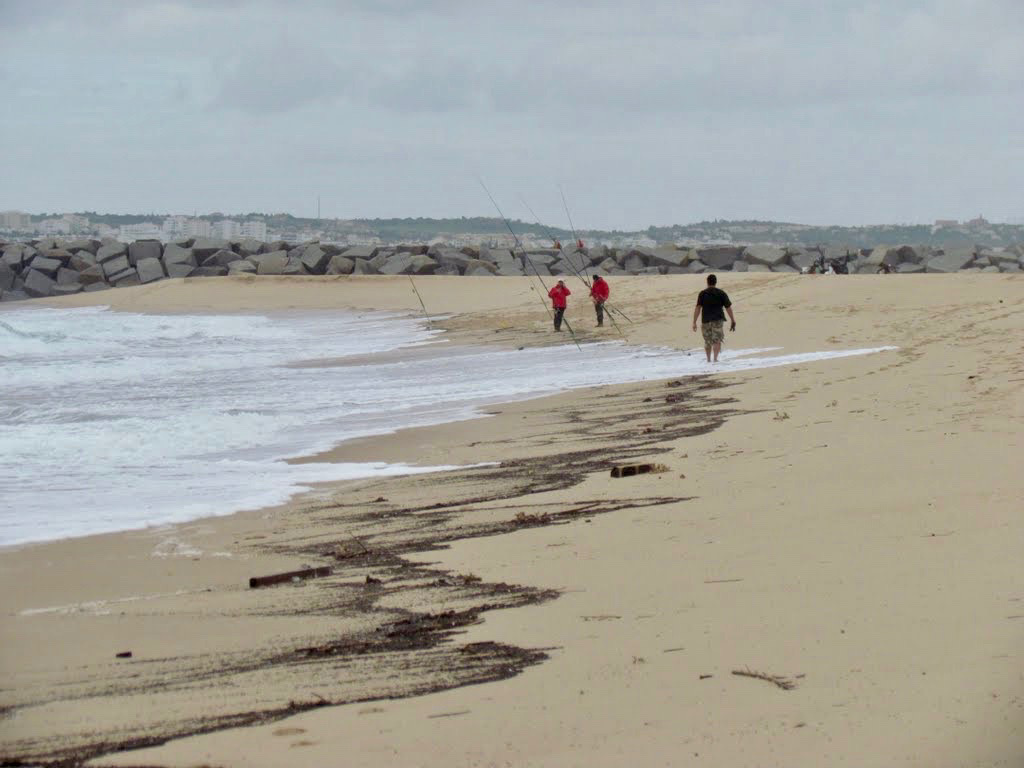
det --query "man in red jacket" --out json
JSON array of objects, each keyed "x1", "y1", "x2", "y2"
[
  {"x1": 548, "y1": 279, "x2": 571, "y2": 331},
  {"x1": 589, "y1": 274, "x2": 609, "y2": 327}
]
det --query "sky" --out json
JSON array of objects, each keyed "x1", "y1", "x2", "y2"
[{"x1": 1, "y1": 0, "x2": 1022, "y2": 230}]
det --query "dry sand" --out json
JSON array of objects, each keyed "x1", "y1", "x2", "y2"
[{"x1": 1, "y1": 273, "x2": 1022, "y2": 767}]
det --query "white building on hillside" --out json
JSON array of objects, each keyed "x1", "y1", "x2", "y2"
[
  {"x1": 119, "y1": 222, "x2": 162, "y2": 242},
  {"x1": 1, "y1": 210, "x2": 33, "y2": 230},
  {"x1": 240, "y1": 219, "x2": 267, "y2": 240}
]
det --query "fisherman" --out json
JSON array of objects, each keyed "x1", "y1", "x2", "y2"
[
  {"x1": 553, "y1": 239, "x2": 563, "y2": 250},
  {"x1": 548, "y1": 279, "x2": 571, "y2": 332},
  {"x1": 589, "y1": 274, "x2": 610, "y2": 327},
  {"x1": 691, "y1": 273, "x2": 736, "y2": 363},
  {"x1": 876, "y1": 262, "x2": 892, "y2": 274},
  {"x1": 576, "y1": 237, "x2": 585, "y2": 251}
]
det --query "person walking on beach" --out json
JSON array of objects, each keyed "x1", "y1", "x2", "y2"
[
  {"x1": 548, "y1": 279, "x2": 571, "y2": 332},
  {"x1": 589, "y1": 274, "x2": 610, "y2": 327},
  {"x1": 692, "y1": 274, "x2": 736, "y2": 363}
]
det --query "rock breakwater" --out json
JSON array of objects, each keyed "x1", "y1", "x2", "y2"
[{"x1": 1, "y1": 237, "x2": 1021, "y2": 302}]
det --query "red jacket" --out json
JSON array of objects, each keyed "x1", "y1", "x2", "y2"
[
  {"x1": 548, "y1": 283, "x2": 571, "y2": 309},
  {"x1": 590, "y1": 278, "x2": 609, "y2": 302}
]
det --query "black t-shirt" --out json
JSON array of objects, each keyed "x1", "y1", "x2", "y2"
[{"x1": 697, "y1": 287, "x2": 731, "y2": 323}]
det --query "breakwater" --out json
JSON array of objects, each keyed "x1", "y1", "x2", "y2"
[{"x1": 2, "y1": 237, "x2": 1022, "y2": 302}]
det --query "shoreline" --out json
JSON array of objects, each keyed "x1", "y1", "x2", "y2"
[{"x1": 2, "y1": 274, "x2": 1022, "y2": 767}]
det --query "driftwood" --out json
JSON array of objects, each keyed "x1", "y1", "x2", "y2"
[
  {"x1": 731, "y1": 667, "x2": 797, "y2": 690},
  {"x1": 248, "y1": 566, "x2": 332, "y2": 589}
]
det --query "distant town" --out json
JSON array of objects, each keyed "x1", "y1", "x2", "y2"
[{"x1": 1, "y1": 210, "x2": 1022, "y2": 248}]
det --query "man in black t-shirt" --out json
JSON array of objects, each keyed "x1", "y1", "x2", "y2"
[{"x1": 691, "y1": 274, "x2": 736, "y2": 363}]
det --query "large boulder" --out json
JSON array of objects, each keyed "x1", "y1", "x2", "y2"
[
  {"x1": 987, "y1": 251, "x2": 1020, "y2": 268},
  {"x1": 495, "y1": 261, "x2": 525, "y2": 276},
  {"x1": 743, "y1": 245, "x2": 788, "y2": 267},
  {"x1": 136, "y1": 257, "x2": 165, "y2": 284},
  {"x1": 101, "y1": 255, "x2": 131, "y2": 278},
  {"x1": 771, "y1": 263, "x2": 799, "y2": 273},
  {"x1": 342, "y1": 245, "x2": 379, "y2": 260},
  {"x1": 29, "y1": 256, "x2": 62, "y2": 277},
  {"x1": 107, "y1": 266, "x2": 137, "y2": 284},
  {"x1": 462, "y1": 258, "x2": 497, "y2": 275},
  {"x1": 697, "y1": 246, "x2": 743, "y2": 269},
  {"x1": 96, "y1": 242, "x2": 127, "y2": 263},
  {"x1": 409, "y1": 254, "x2": 439, "y2": 275},
  {"x1": 282, "y1": 258, "x2": 305, "y2": 275},
  {"x1": 233, "y1": 238, "x2": 264, "y2": 257},
  {"x1": 162, "y1": 243, "x2": 196, "y2": 268},
  {"x1": 397, "y1": 244, "x2": 429, "y2": 255},
  {"x1": 1, "y1": 290, "x2": 30, "y2": 302},
  {"x1": 378, "y1": 253, "x2": 415, "y2": 275},
  {"x1": 686, "y1": 260, "x2": 710, "y2": 273},
  {"x1": 63, "y1": 238, "x2": 98, "y2": 254},
  {"x1": 191, "y1": 238, "x2": 230, "y2": 259},
  {"x1": 77, "y1": 264, "x2": 106, "y2": 285},
  {"x1": 0, "y1": 262, "x2": 14, "y2": 291},
  {"x1": 746, "y1": 264, "x2": 772, "y2": 272},
  {"x1": 128, "y1": 240, "x2": 162, "y2": 266},
  {"x1": 254, "y1": 252, "x2": 288, "y2": 275},
  {"x1": 83, "y1": 282, "x2": 110, "y2": 293},
  {"x1": 895, "y1": 245, "x2": 925, "y2": 264},
  {"x1": 788, "y1": 250, "x2": 819, "y2": 272},
  {"x1": 190, "y1": 265, "x2": 228, "y2": 277},
  {"x1": 165, "y1": 262, "x2": 195, "y2": 279},
  {"x1": 433, "y1": 250, "x2": 474, "y2": 272},
  {"x1": 300, "y1": 244, "x2": 330, "y2": 274},
  {"x1": 43, "y1": 248, "x2": 74, "y2": 265},
  {"x1": 648, "y1": 247, "x2": 689, "y2": 269},
  {"x1": 34, "y1": 237, "x2": 61, "y2": 251},
  {"x1": 479, "y1": 246, "x2": 514, "y2": 263},
  {"x1": 201, "y1": 249, "x2": 239, "y2": 268},
  {"x1": 52, "y1": 284, "x2": 83, "y2": 296},
  {"x1": 2, "y1": 245, "x2": 28, "y2": 271},
  {"x1": 623, "y1": 254, "x2": 645, "y2": 273},
  {"x1": 523, "y1": 252, "x2": 557, "y2": 267},
  {"x1": 227, "y1": 260, "x2": 257, "y2": 274},
  {"x1": 897, "y1": 262, "x2": 926, "y2": 273},
  {"x1": 351, "y1": 258, "x2": 378, "y2": 275},
  {"x1": 926, "y1": 248, "x2": 975, "y2": 273},
  {"x1": 23, "y1": 269, "x2": 57, "y2": 298},
  {"x1": 326, "y1": 255, "x2": 354, "y2": 275},
  {"x1": 732, "y1": 261, "x2": 749, "y2": 272},
  {"x1": 69, "y1": 251, "x2": 96, "y2": 271},
  {"x1": 465, "y1": 264, "x2": 497, "y2": 276},
  {"x1": 56, "y1": 267, "x2": 82, "y2": 286}
]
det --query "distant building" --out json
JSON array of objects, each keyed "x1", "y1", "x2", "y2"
[
  {"x1": 0, "y1": 210, "x2": 32, "y2": 230},
  {"x1": 216, "y1": 219, "x2": 241, "y2": 239},
  {"x1": 119, "y1": 222, "x2": 162, "y2": 242},
  {"x1": 966, "y1": 215, "x2": 989, "y2": 227},
  {"x1": 38, "y1": 218, "x2": 71, "y2": 235},
  {"x1": 240, "y1": 219, "x2": 267, "y2": 240},
  {"x1": 933, "y1": 219, "x2": 958, "y2": 228}
]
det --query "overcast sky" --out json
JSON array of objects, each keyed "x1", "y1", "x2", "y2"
[{"x1": 1, "y1": 0, "x2": 1021, "y2": 229}]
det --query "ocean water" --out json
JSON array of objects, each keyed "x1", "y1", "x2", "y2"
[{"x1": 0, "y1": 306, "x2": 894, "y2": 546}]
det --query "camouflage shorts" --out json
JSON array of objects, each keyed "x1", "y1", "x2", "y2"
[{"x1": 701, "y1": 320, "x2": 725, "y2": 346}]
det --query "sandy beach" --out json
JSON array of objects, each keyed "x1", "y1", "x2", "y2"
[{"x1": 1, "y1": 272, "x2": 1022, "y2": 767}]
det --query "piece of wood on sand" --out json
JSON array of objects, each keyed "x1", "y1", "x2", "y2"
[{"x1": 249, "y1": 566, "x2": 332, "y2": 589}]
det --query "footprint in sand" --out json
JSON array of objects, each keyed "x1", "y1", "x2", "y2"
[
  {"x1": 291, "y1": 740, "x2": 318, "y2": 747},
  {"x1": 273, "y1": 727, "x2": 306, "y2": 737}
]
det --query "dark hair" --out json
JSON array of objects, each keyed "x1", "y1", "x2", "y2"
[{"x1": 707, "y1": 274, "x2": 717, "y2": 286}]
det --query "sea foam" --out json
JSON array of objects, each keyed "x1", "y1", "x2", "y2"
[{"x1": 0, "y1": 306, "x2": 893, "y2": 546}]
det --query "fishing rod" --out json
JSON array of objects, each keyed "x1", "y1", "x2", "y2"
[
  {"x1": 478, "y1": 178, "x2": 582, "y2": 351},
  {"x1": 407, "y1": 274, "x2": 431, "y2": 329},
  {"x1": 519, "y1": 195, "x2": 628, "y2": 342},
  {"x1": 555, "y1": 187, "x2": 635, "y2": 325}
]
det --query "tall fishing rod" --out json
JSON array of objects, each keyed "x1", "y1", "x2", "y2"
[
  {"x1": 554, "y1": 188, "x2": 634, "y2": 325},
  {"x1": 519, "y1": 195, "x2": 628, "y2": 342},
  {"x1": 407, "y1": 274, "x2": 431, "y2": 329},
  {"x1": 478, "y1": 178, "x2": 582, "y2": 351}
]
